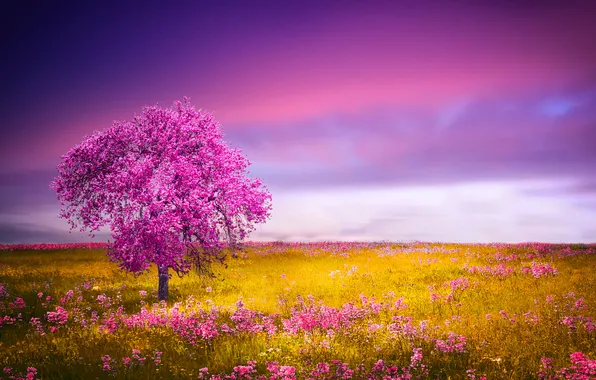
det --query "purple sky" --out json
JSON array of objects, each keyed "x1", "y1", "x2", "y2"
[{"x1": 1, "y1": 1, "x2": 596, "y2": 243}]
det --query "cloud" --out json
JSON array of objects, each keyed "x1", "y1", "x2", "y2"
[
  {"x1": 0, "y1": 173, "x2": 112, "y2": 243},
  {"x1": 0, "y1": 222, "x2": 66, "y2": 244},
  {"x1": 248, "y1": 180, "x2": 596, "y2": 243},
  {"x1": 0, "y1": 170, "x2": 58, "y2": 214},
  {"x1": 2, "y1": 175, "x2": 595, "y2": 244},
  {"x1": 0, "y1": 219, "x2": 111, "y2": 244},
  {"x1": 227, "y1": 90, "x2": 596, "y2": 190}
]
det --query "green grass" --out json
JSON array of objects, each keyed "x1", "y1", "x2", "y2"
[{"x1": 0, "y1": 243, "x2": 595, "y2": 379}]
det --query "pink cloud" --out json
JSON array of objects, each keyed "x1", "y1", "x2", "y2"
[
  {"x1": 2, "y1": 2, "x2": 595, "y2": 176},
  {"x1": 230, "y1": 89, "x2": 596, "y2": 189},
  {"x1": 209, "y1": 5, "x2": 596, "y2": 126}
]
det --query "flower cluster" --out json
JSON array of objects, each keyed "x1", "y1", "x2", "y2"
[
  {"x1": 434, "y1": 332, "x2": 468, "y2": 353},
  {"x1": 538, "y1": 352, "x2": 596, "y2": 379},
  {"x1": 493, "y1": 251, "x2": 519, "y2": 262},
  {"x1": 8, "y1": 298, "x2": 25, "y2": 310},
  {"x1": 46, "y1": 306, "x2": 69, "y2": 328},
  {"x1": 1, "y1": 366, "x2": 38, "y2": 380},
  {"x1": 429, "y1": 277, "x2": 472, "y2": 306},
  {"x1": 520, "y1": 261, "x2": 558, "y2": 278},
  {"x1": 464, "y1": 264, "x2": 515, "y2": 279}
]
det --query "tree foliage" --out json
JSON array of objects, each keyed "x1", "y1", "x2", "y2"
[{"x1": 51, "y1": 98, "x2": 272, "y2": 297}]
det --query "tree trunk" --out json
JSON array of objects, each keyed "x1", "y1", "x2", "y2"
[{"x1": 158, "y1": 265, "x2": 169, "y2": 301}]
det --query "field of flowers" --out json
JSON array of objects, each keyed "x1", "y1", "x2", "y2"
[{"x1": 1, "y1": 242, "x2": 595, "y2": 379}]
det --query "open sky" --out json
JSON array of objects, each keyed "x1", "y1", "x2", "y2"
[{"x1": 1, "y1": 1, "x2": 595, "y2": 243}]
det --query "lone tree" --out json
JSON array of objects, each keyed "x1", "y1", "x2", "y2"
[{"x1": 51, "y1": 98, "x2": 272, "y2": 300}]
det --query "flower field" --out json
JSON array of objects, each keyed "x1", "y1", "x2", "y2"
[{"x1": 1, "y1": 242, "x2": 595, "y2": 379}]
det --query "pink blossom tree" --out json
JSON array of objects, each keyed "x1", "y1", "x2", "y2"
[{"x1": 51, "y1": 98, "x2": 272, "y2": 300}]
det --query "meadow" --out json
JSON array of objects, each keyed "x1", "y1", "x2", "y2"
[{"x1": 0, "y1": 242, "x2": 595, "y2": 379}]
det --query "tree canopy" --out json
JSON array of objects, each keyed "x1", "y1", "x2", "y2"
[{"x1": 51, "y1": 98, "x2": 272, "y2": 299}]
